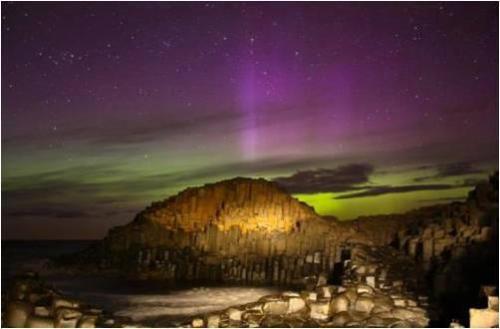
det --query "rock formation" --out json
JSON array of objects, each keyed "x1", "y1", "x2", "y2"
[
  {"x1": 3, "y1": 272, "x2": 134, "y2": 328},
  {"x1": 51, "y1": 173, "x2": 498, "y2": 327},
  {"x1": 64, "y1": 178, "x2": 370, "y2": 285}
]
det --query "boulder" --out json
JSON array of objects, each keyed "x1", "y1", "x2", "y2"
[
  {"x1": 227, "y1": 308, "x2": 243, "y2": 321},
  {"x1": 354, "y1": 296, "x2": 375, "y2": 313},
  {"x1": 263, "y1": 300, "x2": 289, "y2": 315},
  {"x1": 309, "y1": 300, "x2": 330, "y2": 320},
  {"x1": 191, "y1": 318, "x2": 204, "y2": 328},
  {"x1": 365, "y1": 276, "x2": 376, "y2": 288},
  {"x1": 287, "y1": 297, "x2": 306, "y2": 313},
  {"x1": 488, "y1": 296, "x2": 499, "y2": 311},
  {"x1": 206, "y1": 314, "x2": 220, "y2": 328},
  {"x1": 5, "y1": 301, "x2": 33, "y2": 327},
  {"x1": 330, "y1": 294, "x2": 350, "y2": 313},
  {"x1": 469, "y1": 308, "x2": 499, "y2": 328},
  {"x1": 34, "y1": 305, "x2": 51, "y2": 317},
  {"x1": 393, "y1": 298, "x2": 406, "y2": 307}
]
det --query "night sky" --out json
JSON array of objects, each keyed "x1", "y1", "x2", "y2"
[{"x1": 2, "y1": 2, "x2": 498, "y2": 239}]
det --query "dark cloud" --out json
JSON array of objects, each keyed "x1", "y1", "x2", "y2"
[
  {"x1": 334, "y1": 184, "x2": 457, "y2": 199},
  {"x1": 273, "y1": 163, "x2": 374, "y2": 194},
  {"x1": 6, "y1": 206, "x2": 90, "y2": 219},
  {"x1": 334, "y1": 177, "x2": 480, "y2": 199},
  {"x1": 415, "y1": 162, "x2": 485, "y2": 182}
]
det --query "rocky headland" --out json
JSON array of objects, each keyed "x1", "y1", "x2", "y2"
[{"x1": 3, "y1": 173, "x2": 499, "y2": 327}]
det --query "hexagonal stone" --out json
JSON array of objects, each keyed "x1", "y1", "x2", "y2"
[
  {"x1": 309, "y1": 300, "x2": 330, "y2": 321},
  {"x1": 227, "y1": 308, "x2": 243, "y2": 321},
  {"x1": 206, "y1": 314, "x2": 220, "y2": 328},
  {"x1": 263, "y1": 300, "x2": 289, "y2": 315},
  {"x1": 330, "y1": 295, "x2": 350, "y2": 314},
  {"x1": 354, "y1": 296, "x2": 375, "y2": 313},
  {"x1": 287, "y1": 297, "x2": 306, "y2": 313},
  {"x1": 192, "y1": 318, "x2": 204, "y2": 328}
]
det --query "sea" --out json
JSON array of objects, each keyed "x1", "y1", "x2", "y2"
[{"x1": 1, "y1": 240, "x2": 280, "y2": 326}]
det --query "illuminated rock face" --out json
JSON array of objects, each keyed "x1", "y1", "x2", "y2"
[{"x1": 137, "y1": 177, "x2": 319, "y2": 234}]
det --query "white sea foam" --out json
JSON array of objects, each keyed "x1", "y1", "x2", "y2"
[
  {"x1": 50, "y1": 278, "x2": 279, "y2": 322},
  {"x1": 114, "y1": 287, "x2": 278, "y2": 320}
]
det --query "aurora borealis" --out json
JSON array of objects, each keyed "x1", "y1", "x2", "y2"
[{"x1": 2, "y1": 2, "x2": 498, "y2": 239}]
